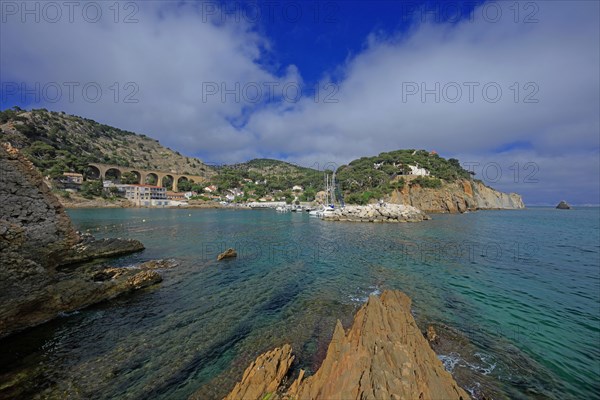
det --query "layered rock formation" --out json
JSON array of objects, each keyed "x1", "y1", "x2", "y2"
[
  {"x1": 389, "y1": 179, "x2": 524, "y2": 213},
  {"x1": 322, "y1": 203, "x2": 430, "y2": 223},
  {"x1": 0, "y1": 143, "x2": 160, "y2": 338},
  {"x1": 224, "y1": 345, "x2": 295, "y2": 400},
  {"x1": 222, "y1": 290, "x2": 470, "y2": 400}
]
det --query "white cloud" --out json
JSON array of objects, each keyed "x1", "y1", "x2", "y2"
[{"x1": 1, "y1": 1, "x2": 598, "y2": 203}]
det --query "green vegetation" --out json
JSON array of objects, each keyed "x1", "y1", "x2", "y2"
[
  {"x1": 344, "y1": 189, "x2": 384, "y2": 205},
  {"x1": 161, "y1": 175, "x2": 173, "y2": 189},
  {"x1": 121, "y1": 172, "x2": 139, "y2": 184},
  {"x1": 204, "y1": 158, "x2": 326, "y2": 200},
  {"x1": 336, "y1": 149, "x2": 471, "y2": 203},
  {"x1": 80, "y1": 180, "x2": 103, "y2": 199},
  {"x1": 410, "y1": 176, "x2": 442, "y2": 189},
  {"x1": 52, "y1": 189, "x2": 71, "y2": 199},
  {"x1": 177, "y1": 179, "x2": 194, "y2": 192},
  {"x1": 146, "y1": 175, "x2": 157, "y2": 185}
]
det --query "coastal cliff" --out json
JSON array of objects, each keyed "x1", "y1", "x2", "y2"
[
  {"x1": 389, "y1": 179, "x2": 524, "y2": 213},
  {"x1": 0, "y1": 143, "x2": 160, "y2": 338},
  {"x1": 221, "y1": 290, "x2": 470, "y2": 400}
]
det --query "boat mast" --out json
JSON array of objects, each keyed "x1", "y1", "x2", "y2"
[{"x1": 330, "y1": 170, "x2": 336, "y2": 206}]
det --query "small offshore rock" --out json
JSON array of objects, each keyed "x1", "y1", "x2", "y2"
[
  {"x1": 217, "y1": 248, "x2": 237, "y2": 261},
  {"x1": 556, "y1": 201, "x2": 571, "y2": 209}
]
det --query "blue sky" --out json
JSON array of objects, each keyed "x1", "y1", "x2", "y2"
[{"x1": 1, "y1": 0, "x2": 599, "y2": 205}]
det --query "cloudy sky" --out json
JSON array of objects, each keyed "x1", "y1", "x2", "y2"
[{"x1": 1, "y1": 0, "x2": 598, "y2": 205}]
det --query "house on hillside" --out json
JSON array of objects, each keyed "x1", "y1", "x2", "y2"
[
  {"x1": 61, "y1": 172, "x2": 83, "y2": 184},
  {"x1": 408, "y1": 164, "x2": 430, "y2": 176}
]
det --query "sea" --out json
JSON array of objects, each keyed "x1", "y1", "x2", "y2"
[{"x1": 0, "y1": 207, "x2": 598, "y2": 399}]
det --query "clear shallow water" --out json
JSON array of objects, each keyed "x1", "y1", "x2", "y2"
[{"x1": 0, "y1": 207, "x2": 598, "y2": 399}]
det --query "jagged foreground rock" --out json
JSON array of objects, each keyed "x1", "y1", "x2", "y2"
[
  {"x1": 222, "y1": 290, "x2": 470, "y2": 400},
  {"x1": 322, "y1": 203, "x2": 430, "y2": 223},
  {"x1": 0, "y1": 143, "x2": 164, "y2": 338}
]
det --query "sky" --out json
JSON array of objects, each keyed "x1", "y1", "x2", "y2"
[{"x1": 1, "y1": 0, "x2": 599, "y2": 205}]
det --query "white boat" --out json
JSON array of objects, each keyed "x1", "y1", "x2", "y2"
[{"x1": 276, "y1": 205, "x2": 290, "y2": 213}]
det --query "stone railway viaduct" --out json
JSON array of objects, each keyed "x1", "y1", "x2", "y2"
[{"x1": 87, "y1": 163, "x2": 207, "y2": 192}]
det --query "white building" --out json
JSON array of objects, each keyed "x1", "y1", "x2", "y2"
[
  {"x1": 117, "y1": 184, "x2": 170, "y2": 207},
  {"x1": 408, "y1": 164, "x2": 430, "y2": 176}
]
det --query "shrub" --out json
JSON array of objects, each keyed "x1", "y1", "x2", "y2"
[
  {"x1": 410, "y1": 177, "x2": 442, "y2": 189},
  {"x1": 80, "y1": 180, "x2": 103, "y2": 197}
]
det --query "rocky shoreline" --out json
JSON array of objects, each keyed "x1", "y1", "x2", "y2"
[
  {"x1": 219, "y1": 290, "x2": 470, "y2": 400},
  {"x1": 0, "y1": 143, "x2": 172, "y2": 338},
  {"x1": 322, "y1": 203, "x2": 430, "y2": 223}
]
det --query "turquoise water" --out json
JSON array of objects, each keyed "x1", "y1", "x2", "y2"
[{"x1": 0, "y1": 207, "x2": 598, "y2": 399}]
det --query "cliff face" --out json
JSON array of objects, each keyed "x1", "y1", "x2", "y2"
[
  {"x1": 1, "y1": 142, "x2": 81, "y2": 331},
  {"x1": 221, "y1": 290, "x2": 470, "y2": 400},
  {"x1": 0, "y1": 143, "x2": 157, "y2": 338},
  {"x1": 389, "y1": 179, "x2": 524, "y2": 213},
  {"x1": 0, "y1": 142, "x2": 81, "y2": 267}
]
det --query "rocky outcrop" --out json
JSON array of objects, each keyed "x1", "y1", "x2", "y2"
[
  {"x1": 217, "y1": 248, "x2": 238, "y2": 260},
  {"x1": 322, "y1": 204, "x2": 430, "y2": 223},
  {"x1": 58, "y1": 237, "x2": 145, "y2": 266},
  {"x1": 222, "y1": 290, "x2": 470, "y2": 400},
  {"x1": 389, "y1": 179, "x2": 524, "y2": 213},
  {"x1": 0, "y1": 143, "x2": 160, "y2": 338},
  {"x1": 556, "y1": 201, "x2": 571, "y2": 209},
  {"x1": 224, "y1": 345, "x2": 295, "y2": 400}
]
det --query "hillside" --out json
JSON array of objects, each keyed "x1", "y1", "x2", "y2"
[
  {"x1": 335, "y1": 149, "x2": 523, "y2": 211},
  {"x1": 335, "y1": 149, "x2": 470, "y2": 204},
  {"x1": 0, "y1": 108, "x2": 213, "y2": 179},
  {"x1": 212, "y1": 158, "x2": 325, "y2": 197},
  {"x1": 0, "y1": 108, "x2": 523, "y2": 211}
]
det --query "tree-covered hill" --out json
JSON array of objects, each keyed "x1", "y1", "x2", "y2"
[
  {"x1": 206, "y1": 158, "x2": 327, "y2": 201},
  {"x1": 336, "y1": 149, "x2": 473, "y2": 205},
  {"x1": 0, "y1": 107, "x2": 213, "y2": 179}
]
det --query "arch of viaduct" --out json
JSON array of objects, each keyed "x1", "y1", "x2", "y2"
[{"x1": 88, "y1": 163, "x2": 207, "y2": 192}]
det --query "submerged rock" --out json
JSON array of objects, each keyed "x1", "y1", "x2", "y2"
[
  {"x1": 221, "y1": 290, "x2": 470, "y2": 400},
  {"x1": 0, "y1": 143, "x2": 160, "y2": 338},
  {"x1": 556, "y1": 201, "x2": 571, "y2": 209},
  {"x1": 138, "y1": 258, "x2": 179, "y2": 270},
  {"x1": 217, "y1": 248, "x2": 238, "y2": 260}
]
